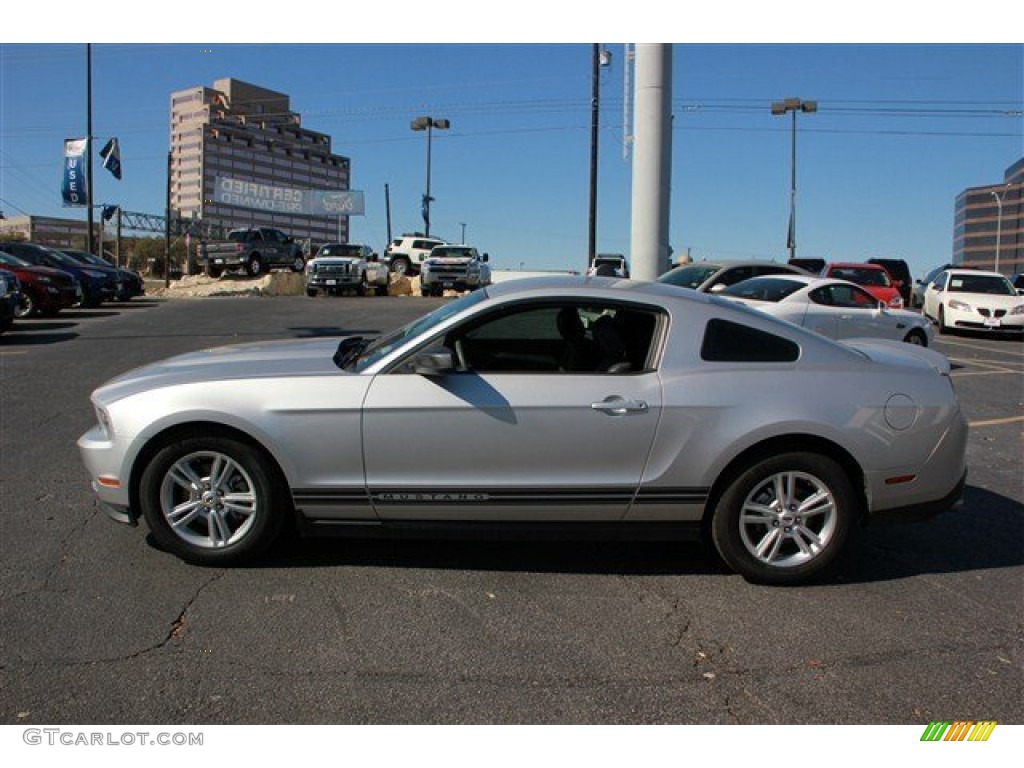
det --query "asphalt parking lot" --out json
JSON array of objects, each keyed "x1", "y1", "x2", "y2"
[{"x1": 1, "y1": 294, "x2": 1021, "y2": 725}]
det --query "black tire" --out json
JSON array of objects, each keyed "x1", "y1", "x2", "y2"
[
  {"x1": 937, "y1": 306, "x2": 950, "y2": 335},
  {"x1": 390, "y1": 256, "x2": 411, "y2": 276},
  {"x1": 375, "y1": 284, "x2": 389, "y2": 297},
  {"x1": 903, "y1": 329, "x2": 928, "y2": 346},
  {"x1": 291, "y1": 255, "x2": 305, "y2": 273},
  {"x1": 711, "y1": 452, "x2": 856, "y2": 585},
  {"x1": 356, "y1": 274, "x2": 368, "y2": 297},
  {"x1": 205, "y1": 264, "x2": 224, "y2": 279},
  {"x1": 245, "y1": 254, "x2": 263, "y2": 278},
  {"x1": 14, "y1": 292, "x2": 37, "y2": 318},
  {"x1": 306, "y1": 288, "x2": 318, "y2": 298},
  {"x1": 139, "y1": 434, "x2": 289, "y2": 566}
]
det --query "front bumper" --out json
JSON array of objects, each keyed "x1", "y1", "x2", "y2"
[
  {"x1": 946, "y1": 306, "x2": 1024, "y2": 333},
  {"x1": 78, "y1": 423, "x2": 135, "y2": 523}
]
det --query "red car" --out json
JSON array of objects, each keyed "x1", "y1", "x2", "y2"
[
  {"x1": 821, "y1": 262, "x2": 904, "y2": 309},
  {"x1": 0, "y1": 250, "x2": 82, "y2": 317}
]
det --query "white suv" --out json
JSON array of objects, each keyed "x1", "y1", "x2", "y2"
[{"x1": 384, "y1": 234, "x2": 447, "y2": 276}]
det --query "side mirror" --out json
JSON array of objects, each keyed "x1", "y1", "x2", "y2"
[
  {"x1": 412, "y1": 348, "x2": 455, "y2": 376},
  {"x1": 369, "y1": 253, "x2": 378, "y2": 262},
  {"x1": 482, "y1": 253, "x2": 489, "y2": 262},
  {"x1": 708, "y1": 283, "x2": 728, "y2": 294}
]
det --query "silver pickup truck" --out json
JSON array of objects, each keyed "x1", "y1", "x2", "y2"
[{"x1": 197, "y1": 227, "x2": 306, "y2": 278}]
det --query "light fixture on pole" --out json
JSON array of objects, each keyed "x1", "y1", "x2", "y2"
[
  {"x1": 991, "y1": 185, "x2": 1010, "y2": 273},
  {"x1": 411, "y1": 116, "x2": 450, "y2": 237},
  {"x1": 771, "y1": 97, "x2": 817, "y2": 260}
]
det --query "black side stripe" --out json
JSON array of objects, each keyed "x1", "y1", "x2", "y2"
[{"x1": 293, "y1": 487, "x2": 709, "y2": 507}]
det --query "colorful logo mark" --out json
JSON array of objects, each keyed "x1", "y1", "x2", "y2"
[{"x1": 921, "y1": 721, "x2": 997, "y2": 742}]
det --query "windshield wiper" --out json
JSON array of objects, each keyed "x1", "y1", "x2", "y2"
[{"x1": 333, "y1": 336, "x2": 368, "y2": 369}]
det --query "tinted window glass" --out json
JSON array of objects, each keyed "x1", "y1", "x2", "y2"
[
  {"x1": 701, "y1": 319, "x2": 799, "y2": 363},
  {"x1": 722, "y1": 277, "x2": 804, "y2": 302}
]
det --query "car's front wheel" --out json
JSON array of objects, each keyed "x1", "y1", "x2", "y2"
[
  {"x1": 14, "y1": 292, "x2": 37, "y2": 318},
  {"x1": 903, "y1": 329, "x2": 928, "y2": 346},
  {"x1": 711, "y1": 452, "x2": 856, "y2": 585},
  {"x1": 139, "y1": 434, "x2": 288, "y2": 565},
  {"x1": 292, "y1": 255, "x2": 305, "y2": 273},
  {"x1": 245, "y1": 254, "x2": 263, "y2": 278}
]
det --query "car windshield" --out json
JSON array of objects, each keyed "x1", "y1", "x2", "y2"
[
  {"x1": 831, "y1": 267, "x2": 890, "y2": 287},
  {"x1": 351, "y1": 289, "x2": 488, "y2": 372},
  {"x1": 721, "y1": 277, "x2": 805, "y2": 303},
  {"x1": 320, "y1": 245, "x2": 362, "y2": 257},
  {"x1": 0, "y1": 252, "x2": 31, "y2": 267},
  {"x1": 947, "y1": 274, "x2": 1016, "y2": 295},
  {"x1": 657, "y1": 264, "x2": 721, "y2": 289},
  {"x1": 43, "y1": 249, "x2": 80, "y2": 267}
]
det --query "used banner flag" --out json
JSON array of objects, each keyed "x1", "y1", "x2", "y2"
[
  {"x1": 61, "y1": 138, "x2": 89, "y2": 207},
  {"x1": 99, "y1": 137, "x2": 122, "y2": 180}
]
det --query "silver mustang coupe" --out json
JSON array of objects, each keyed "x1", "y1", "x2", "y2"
[{"x1": 79, "y1": 276, "x2": 967, "y2": 584}]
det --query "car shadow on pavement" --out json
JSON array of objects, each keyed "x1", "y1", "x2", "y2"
[
  {"x1": 836, "y1": 484, "x2": 1024, "y2": 585},
  {"x1": 145, "y1": 532, "x2": 729, "y2": 577},
  {"x1": 2, "y1": 328, "x2": 79, "y2": 345}
]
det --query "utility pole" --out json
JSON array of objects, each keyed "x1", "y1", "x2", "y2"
[{"x1": 86, "y1": 44, "x2": 95, "y2": 256}]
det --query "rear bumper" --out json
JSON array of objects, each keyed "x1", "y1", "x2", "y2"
[{"x1": 868, "y1": 469, "x2": 966, "y2": 524}]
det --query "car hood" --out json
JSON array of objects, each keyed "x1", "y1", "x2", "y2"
[
  {"x1": 94, "y1": 337, "x2": 351, "y2": 404},
  {"x1": 842, "y1": 338, "x2": 951, "y2": 375},
  {"x1": 950, "y1": 293, "x2": 1022, "y2": 308},
  {"x1": 2, "y1": 264, "x2": 73, "y2": 281}
]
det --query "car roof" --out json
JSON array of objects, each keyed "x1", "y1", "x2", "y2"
[{"x1": 944, "y1": 268, "x2": 1007, "y2": 278}]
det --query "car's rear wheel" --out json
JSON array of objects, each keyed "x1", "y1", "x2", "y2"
[
  {"x1": 139, "y1": 434, "x2": 288, "y2": 565},
  {"x1": 390, "y1": 256, "x2": 411, "y2": 276},
  {"x1": 711, "y1": 452, "x2": 855, "y2": 585},
  {"x1": 292, "y1": 255, "x2": 305, "y2": 273},
  {"x1": 205, "y1": 264, "x2": 223, "y2": 279}
]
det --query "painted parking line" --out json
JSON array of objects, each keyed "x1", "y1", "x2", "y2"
[
  {"x1": 968, "y1": 415, "x2": 1024, "y2": 428},
  {"x1": 0, "y1": 349, "x2": 28, "y2": 356},
  {"x1": 935, "y1": 338, "x2": 1024, "y2": 358}
]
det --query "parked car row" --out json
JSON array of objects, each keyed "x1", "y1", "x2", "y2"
[
  {"x1": 656, "y1": 259, "x2": 934, "y2": 346},
  {"x1": 0, "y1": 242, "x2": 144, "y2": 327}
]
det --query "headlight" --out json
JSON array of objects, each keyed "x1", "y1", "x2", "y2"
[
  {"x1": 38, "y1": 276, "x2": 53, "y2": 284},
  {"x1": 888, "y1": 296, "x2": 903, "y2": 309},
  {"x1": 82, "y1": 268, "x2": 107, "y2": 278},
  {"x1": 948, "y1": 299, "x2": 972, "y2": 311},
  {"x1": 1011, "y1": 304, "x2": 1024, "y2": 316},
  {"x1": 95, "y1": 405, "x2": 114, "y2": 440}
]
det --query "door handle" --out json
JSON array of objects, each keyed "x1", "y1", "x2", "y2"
[{"x1": 591, "y1": 396, "x2": 649, "y2": 415}]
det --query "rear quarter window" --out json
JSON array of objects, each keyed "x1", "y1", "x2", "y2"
[{"x1": 701, "y1": 319, "x2": 800, "y2": 363}]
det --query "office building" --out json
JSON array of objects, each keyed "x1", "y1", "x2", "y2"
[
  {"x1": 170, "y1": 78, "x2": 352, "y2": 244},
  {"x1": 953, "y1": 157, "x2": 1023, "y2": 276}
]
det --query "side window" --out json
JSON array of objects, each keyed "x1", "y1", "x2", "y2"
[
  {"x1": 442, "y1": 303, "x2": 661, "y2": 374},
  {"x1": 933, "y1": 272, "x2": 949, "y2": 290},
  {"x1": 701, "y1": 319, "x2": 799, "y2": 363}
]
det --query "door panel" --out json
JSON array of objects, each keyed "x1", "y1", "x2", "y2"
[{"x1": 362, "y1": 371, "x2": 663, "y2": 521}]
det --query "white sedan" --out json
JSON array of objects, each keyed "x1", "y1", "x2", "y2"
[
  {"x1": 921, "y1": 268, "x2": 1024, "y2": 335},
  {"x1": 720, "y1": 275, "x2": 935, "y2": 345}
]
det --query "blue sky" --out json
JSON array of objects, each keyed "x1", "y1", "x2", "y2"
[{"x1": 1, "y1": 11, "x2": 1022, "y2": 279}]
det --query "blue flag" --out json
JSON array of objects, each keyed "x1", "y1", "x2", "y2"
[
  {"x1": 61, "y1": 138, "x2": 89, "y2": 207},
  {"x1": 99, "y1": 137, "x2": 122, "y2": 180}
]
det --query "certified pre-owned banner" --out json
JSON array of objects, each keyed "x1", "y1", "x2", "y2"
[
  {"x1": 214, "y1": 177, "x2": 364, "y2": 216},
  {"x1": 61, "y1": 138, "x2": 89, "y2": 207}
]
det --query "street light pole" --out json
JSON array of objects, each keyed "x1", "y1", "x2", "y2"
[
  {"x1": 411, "y1": 116, "x2": 450, "y2": 238},
  {"x1": 771, "y1": 97, "x2": 817, "y2": 260},
  {"x1": 991, "y1": 186, "x2": 1009, "y2": 273}
]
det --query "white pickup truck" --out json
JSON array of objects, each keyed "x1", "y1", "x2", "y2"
[
  {"x1": 305, "y1": 243, "x2": 390, "y2": 297},
  {"x1": 419, "y1": 245, "x2": 492, "y2": 297}
]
